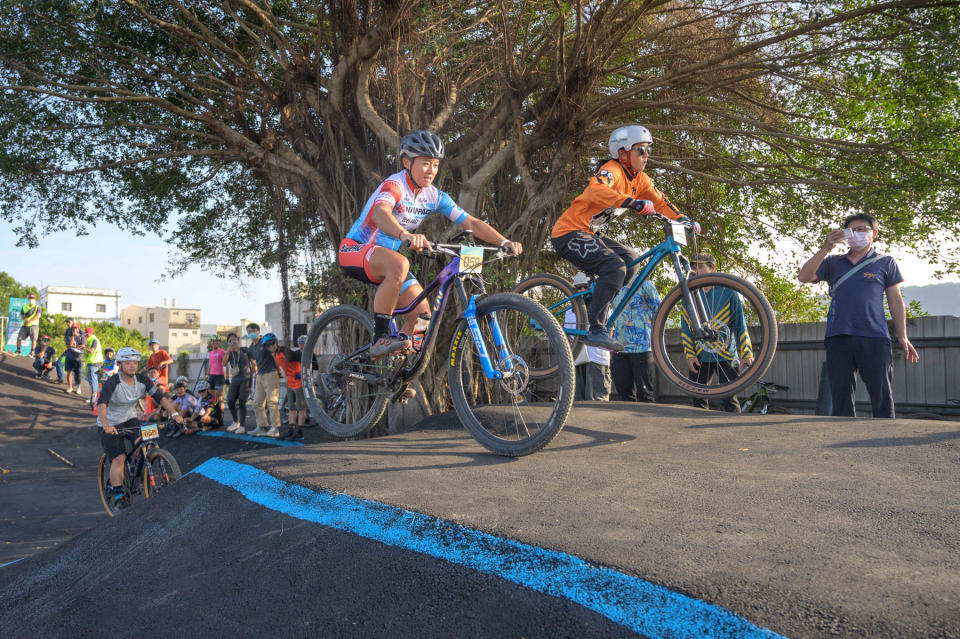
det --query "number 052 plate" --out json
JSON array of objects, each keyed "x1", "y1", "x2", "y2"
[
  {"x1": 459, "y1": 246, "x2": 484, "y2": 273},
  {"x1": 140, "y1": 424, "x2": 160, "y2": 441}
]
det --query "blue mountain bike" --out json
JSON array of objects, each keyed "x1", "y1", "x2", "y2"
[{"x1": 514, "y1": 215, "x2": 777, "y2": 400}]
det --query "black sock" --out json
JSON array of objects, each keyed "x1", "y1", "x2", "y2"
[{"x1": 374, "y1": 313, "x2": 393, "y2": 339}]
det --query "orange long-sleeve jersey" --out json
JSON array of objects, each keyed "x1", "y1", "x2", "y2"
[{"x1": 552, "y1": 159, "x2": 682, "y2": 238}]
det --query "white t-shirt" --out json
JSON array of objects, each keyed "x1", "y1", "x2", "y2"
[{"x1": 565, "y1": 309, "x2": 610, "y2": 366}]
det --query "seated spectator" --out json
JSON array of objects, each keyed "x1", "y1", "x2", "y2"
[
  {"x1": 276, "y1": 338, "x2": 307, "y2": 441},
  {"x1": 167, "y1": 378, "x2": 199, "y2": 438},
  {"x1": 180, "y1": 380, "x2": 224, "y2": 436},
  {"x1": 610, "y1": 281, "x2": 661, "y2": 402},
  {"x1": 142, "y1": 367, "x2": 170, "y2": 420},
  {"x1": 32, "y1": 336, "x2": 62, "y2": 382}
]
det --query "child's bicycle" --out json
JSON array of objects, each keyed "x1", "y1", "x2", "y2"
[
  {"x1": 740, "y1": 381, "x2": 791, "y2": 415},
  {"x1": 301, "y1": 231, "x2": 575, "y2": 457},
  {"x1": 97, "y1": 418, "x2": 183, "y2": 517},
  {"x1": 514, "y1": 214, "x2": 777, "y2": 400}
]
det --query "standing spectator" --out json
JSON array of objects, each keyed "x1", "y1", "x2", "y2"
[
  {"x1": 245, "y1": 322, "x2": 263, "y2": 405},
  {"x1": 206, "y1": 336, "x2": 227, "y2": 401},
  {"x1": 610, "y1": 280, "x2": 661, "y2": 402},
  {"x1": 682, "y1": 254, "x2": 753, "y2": 412},
  {"x1": 15, "y1": 292, "x2": 42, "y2": 356},
  {"x1": 566, "y1": 273, "x2": 612, "y2": 401},
  {"x1": 146, "y1": 339, "x2": 174, "y2": 388},
  {"x1": 32, "y1": 336, "x2": 62, "y2": 382},
  {"x1": 82, "y1": 326, "x2": 104, "y2": 408},
  {"x1": 276, "y1": 337, "x2": 306, "y2": 440},
  {"x1": 224, "y1": 333, "x2": 251, "y2": 434},
  {"x1": 63, "y1": 321, "x2": 85, "y2": 395},
  {"x1": 249, "y1": 332, "x2": 285, "y2": 438},
  {"x1": 797, "y1": 213, "x2": 919, "y2": 418}
]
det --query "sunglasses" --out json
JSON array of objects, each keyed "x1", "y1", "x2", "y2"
[{"x1": 631, "y1": 145, "x2": 651, "y2": 158}]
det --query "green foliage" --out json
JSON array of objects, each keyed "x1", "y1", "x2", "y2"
[
  {"x1": 38, "y1": 313, "x2": 148, "y2": 355},
  {"x1": 176, "y1": 351, "x2": 190, "y2": 378},
  {"x1": 0, "y1": 271, "x2": 38, "y2": 316}
]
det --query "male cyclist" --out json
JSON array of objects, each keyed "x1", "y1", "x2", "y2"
[
  {"x1": 97, "y1": 347, "x2": 182, "y2": 508},
  {"x1": 552, "y1": 125, "x2": 693, "y2": 352},
  {"x1": 338, "y1": 130, "x2": 522, "y2": 357}
]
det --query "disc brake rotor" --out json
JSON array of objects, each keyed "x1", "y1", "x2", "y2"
[
  {"x1": 697, "y1": 319, "x2": 732, "y2": 356},
  {"x1": 496, "y1": 354, "x2": 530, "y2": 398}
]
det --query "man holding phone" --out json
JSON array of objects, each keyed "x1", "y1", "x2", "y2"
[{"x1": 798, "y1": 213, "x2": 920, "y2": 418}]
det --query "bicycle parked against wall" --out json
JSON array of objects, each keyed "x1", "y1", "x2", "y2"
[
  {"x1": 514, "y1": 214, "x2": 777, "y2": 400},
  {"x1": 301, "y1": 231, "x2": 575, "y2": 457},
  {"x1": 97, "y1": 419, "x2": 182, "y2": 517}
]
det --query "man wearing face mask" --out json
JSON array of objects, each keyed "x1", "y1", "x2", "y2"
[{"x1": 798, "y1": 213, "x2": 920, "y2": 418}]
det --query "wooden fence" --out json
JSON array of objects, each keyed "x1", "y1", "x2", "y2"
[{"x1": 655, "y1": 315, "x2": 960, "y2": 417}]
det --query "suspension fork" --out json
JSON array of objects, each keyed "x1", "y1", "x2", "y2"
[
  {"x1": 670, "y1": 251, "x2": 711, "y2": 339},
  {"x1": 455, "y1": 278, "x2": 505, "y2": 380}
]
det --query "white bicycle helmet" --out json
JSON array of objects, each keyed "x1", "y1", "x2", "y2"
[
  {"x1": 116, "y1": 347, "x2": 141, "y2": 362},
  {"x1": 297, "y1": 335, "x2": 308, "y2": 346},
  {"x1": 608, "y1": 125, "x2": 652, "y2": 159},
  {"x1": 174, "y1": 375, "x2": 189, "y2": 387},
  {"x1": 195, "y1": 380, "x2": 210, "y2": 392}
]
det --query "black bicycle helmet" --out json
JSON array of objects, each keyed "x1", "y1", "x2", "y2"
[{"x1": 399, "y1": 130, "x2": 445, "y2": 160}]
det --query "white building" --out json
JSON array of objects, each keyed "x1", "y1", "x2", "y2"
[
  {"x1": 39, "y1": 286, "x2": 122, "y2": 324},
  {"x1": 264, "y1": 297, "x2": 316, "y2": 341},
  {"x1": 120, "y1": 299, "x2": 203, "y2": 354}
]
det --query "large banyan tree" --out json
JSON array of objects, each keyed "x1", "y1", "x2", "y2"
[{"x1": 2, "y1": 0, "x2": 958, "y2": 323}]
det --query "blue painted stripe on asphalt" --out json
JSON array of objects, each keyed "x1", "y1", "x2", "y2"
[
  {"x1": 0, "y1": 557, "x2": 25, "y2": 568},
  {"x1": 191, "y1": 457, "x2": 785, "y2": 639},
  {"x1": 196, "y1": 431, "x2": 304, "y2": 447}
]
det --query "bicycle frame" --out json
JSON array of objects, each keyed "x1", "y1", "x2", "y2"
[
  {"x1": 552, "y1": 219, "x2": 712, "y2": 339},
  {"x1": 333, "y1": 249, "x2": 511, "y2": 386}
]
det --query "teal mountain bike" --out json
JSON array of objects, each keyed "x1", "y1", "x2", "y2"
[{"x1": 514, "y1": 215, "x2": 777, "y2": 400}]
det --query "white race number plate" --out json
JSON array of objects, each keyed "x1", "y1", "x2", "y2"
[
  {"x1": 671, "y1": 223, "x2": 688, "y2": 246},
  {"x1": 459, "y1": 246, "x2": 484, "y2": 273}
]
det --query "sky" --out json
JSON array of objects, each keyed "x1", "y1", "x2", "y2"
[
  {"x1": 2, "y1": 220, "x2": 958, "y2": 326},
  {"x1": 1, "y1": 222, "x2": 283, "y2": 325}
]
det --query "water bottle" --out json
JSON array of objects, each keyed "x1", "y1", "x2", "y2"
[{"x1": 412, "y1": 314, "x2": 430, "y2": 351}]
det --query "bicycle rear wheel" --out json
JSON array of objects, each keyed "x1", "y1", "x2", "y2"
[
  {"x1": 652, "y1": 272, "x2": 777, "y2": 399},
  {"x1": 448, "y1": 293, "x2": 575, "y2": 457},
  {"x1": 301, "y1": 304, "x2": 390, "y2": 438},
  {"x1": 143, "y1": 449, "x2": 182, "y2": 497},
  {"x1": 512, "y1": 273, "x2": 586, "y2": 376}
]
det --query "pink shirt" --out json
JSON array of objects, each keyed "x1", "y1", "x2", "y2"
[{"x1": 208, "y1": 348, "x2": 227, "y2": 375}]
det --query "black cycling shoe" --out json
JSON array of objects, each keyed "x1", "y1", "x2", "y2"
[
  {"x1": 291, "y1": 430, "x2": 304, "y2": 441},
  {"x1": 583, "y1": 328, "x2": 625, "y2": 352},
  {"x1": 279, "y1": 427, "x2": 296, "y2": 440}
]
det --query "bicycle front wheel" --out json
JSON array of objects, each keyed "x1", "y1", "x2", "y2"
[
  {"x1": 98, "y1": 454, "x2": 129, "y2": 518},
  {"x1": 301, "y1": 304, "x2": 390, "y2": 438},
  {"x1": 512, "y1": 273, "x2": 586, "y2": 376},
  {"x1": 143, "y1": 448, "x2": 182, "y2": 497},
  {"x1": 652, "y1": 272, "x2": 777, "y2": 399},
  {"x1": 448, "y1": 293, "x2": 575, "y2": 457}
]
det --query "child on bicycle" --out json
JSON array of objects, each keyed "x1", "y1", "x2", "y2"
[
  {"x1": 338, "y1": 130, "x2": 522, "y2": 357},
  {"x1": 551, "y1": 124, "x2": 694, "y2": 352},
  {"x1": 97, "y1": 347, "x2": 183, "y2": 508}
]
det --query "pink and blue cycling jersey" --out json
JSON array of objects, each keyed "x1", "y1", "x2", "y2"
[{"x1": 345, "y1": 171, "x2": 469, "y2": 249}]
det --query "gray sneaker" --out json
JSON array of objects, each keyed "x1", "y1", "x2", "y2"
[{"x1": 369, "y1": 336, "x2": 410, "y2": 358}]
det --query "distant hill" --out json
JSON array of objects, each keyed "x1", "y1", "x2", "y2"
[{"x1": 901, "y1": 282, "x2": 960, "y2": 317}]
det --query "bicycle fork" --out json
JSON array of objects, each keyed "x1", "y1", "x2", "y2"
[
  {"x1": 462, "y1": 294, "x2": 514, "y2": 380},
  {"x1": 671, "y1": 252, "x2": 714, "y2": 341}
]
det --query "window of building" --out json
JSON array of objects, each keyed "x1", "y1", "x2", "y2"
[
  {"x1": 61, "y1": 302, "x2": 72, "y2": 312},
  {"x1": 149, "y1": 313, "x2": 155, "y2": 323},
  {"x1": 149, "y1": 331, "x2": 154, "y2": 339},
  {"x1": 96, "y1": 304, "x2": 106, "y2": 313},
  {"x1": 127, "y1": 318, "x2": 131, "y2": 325},
  {"x1": 138, "y1": 317, "x2": 142, "y2": 324}
]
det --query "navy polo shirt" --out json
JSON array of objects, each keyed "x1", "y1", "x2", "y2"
[{"x1": 816, "y1": 248, "x2": 903, "y2": 339}]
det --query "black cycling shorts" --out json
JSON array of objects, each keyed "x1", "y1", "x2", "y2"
[
  {"x1": 99, "y1": 418, "x2": 141, "y2": 461},
  {"x1": 208, "y1": 374, "x2": 225, "y2": 390}
]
